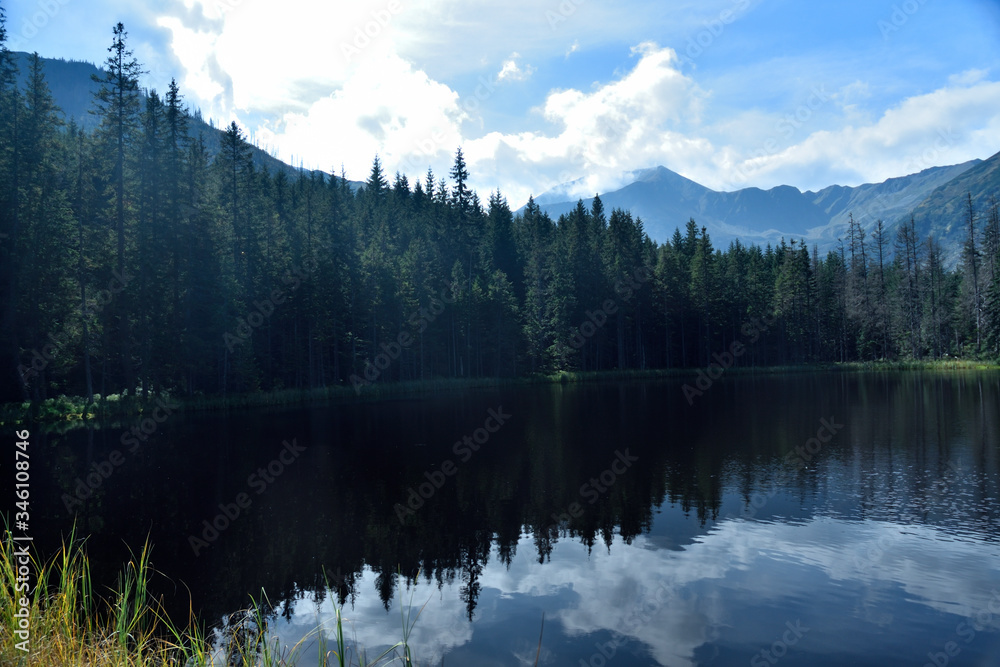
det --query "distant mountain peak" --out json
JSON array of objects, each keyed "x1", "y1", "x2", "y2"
[{"x1": 524, "y1": 153, "x2": 996, "y2": 264}]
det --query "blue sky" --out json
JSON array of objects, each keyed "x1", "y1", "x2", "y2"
[{"x1": 5, "y1": 0, "x2": 1000, "y2": 206}]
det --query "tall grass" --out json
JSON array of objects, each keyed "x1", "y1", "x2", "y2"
[
  {"x1": 0, "y1": 533, "x2": 439, "y2": 666},
  {"x1": 0, "y1": 528, "x2": 199, "y2": 665}
]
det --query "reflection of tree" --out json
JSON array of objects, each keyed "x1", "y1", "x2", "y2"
[
  {"x1": 45, "y1": 375, "x2": 1000, "y2": 645},
  {"x1": 42, "y1": 383, "x2": 729, "y2": 630},
  {"x1": 374, "y1": 567, "x2": 396, "y2": 611},
  {"x1": 322, "y1": 565, "x2": 359, "y2": 608},
  {"x1": 459, "y1": 532, "x2": 491, "y2": 620}
]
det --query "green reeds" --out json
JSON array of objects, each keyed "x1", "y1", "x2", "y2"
[{"x1": 1, "y1": 534, "x2": 446, "y2": 666}]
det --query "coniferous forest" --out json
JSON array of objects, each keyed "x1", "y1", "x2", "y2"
[{"x1": 3, "y1": 21, "x2": 1000, "y2": 406}]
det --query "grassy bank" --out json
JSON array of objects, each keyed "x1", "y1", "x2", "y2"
[
  {"x1": 0, "y1": 376, "x2": 516, "y2": 427},
  {"x1": 0, "y1": 532, "x2": 428, "y2": 666},
  {"x1": 4, "y1": 358, "x2": 999, "y2": 427},
  {"x1": 537, "y1": 357, "x2": 1000, "y2": 385}
]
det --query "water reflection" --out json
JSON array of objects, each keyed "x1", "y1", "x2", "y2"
[
  {"x1": 33, "y1": 371, "x2": 1000, "y2": 665},
  {"x1": 255, "y1": 514, "x2": 1000, "y2": 667}
]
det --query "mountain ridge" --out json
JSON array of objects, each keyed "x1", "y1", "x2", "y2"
[{"x1": 525, "y1": 155, "x2": 997, "y2": 262}]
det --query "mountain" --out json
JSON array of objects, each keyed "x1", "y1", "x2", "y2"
[
  {"x1": 527, "y1": 155, "x2": 998, "y2": 262},
  {"x1": 806, "y1": 161, "x2": 982, "y2": 245},
  {"x1": 11, "y1": 52, "x2": 359, "y2": 185},
  {"x1": 12, "y1": 53, "x2": 101, "y2": 129},
  {"x1": 907, "y1": 154, "x2": 1000, "y2": 252}
]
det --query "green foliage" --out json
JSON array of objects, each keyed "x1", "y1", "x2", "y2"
[{"x1": 1, "y1": 25, "x2": 998, "y2": 408}]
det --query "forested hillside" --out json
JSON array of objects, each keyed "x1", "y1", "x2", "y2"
[
  {"x1": 9, "y1": 50, "x2": 346, "y2": 183},
  {"x1": 2, "y1": 21, "x2": 999, "y2": 405}
]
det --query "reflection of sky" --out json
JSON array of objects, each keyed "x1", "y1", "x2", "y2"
[{"x1": 250, "y1": 514, "x2": 1000, "y2": 666}]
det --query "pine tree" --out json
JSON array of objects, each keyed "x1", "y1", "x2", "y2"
[
  {"x1": 983, "y1": 197, "x2": 1000, "y2": 354},
  {"x1": 519, "y1": 196, "x2": 556, "y2": 372},
  {"x1": 92, "y1": 22, "x2": 143, "y2": 392},
  {"x1": 16, "y1": 54, "x2": 77, "y2": 399},
  {"x1": 688, "y1": 226, "x2": 717, "y2": 366},
  {"x1": 773, "y1": 239, "x2": 813, "y2": 362},
  {"x1": 0, "y1": 5, "x2": 22, "y2": 400},
  {"x1": 872, "y1": 219, "x2": 890, "y2": 358},
  {"x1": 961, "y1": 192, "x2": 983, "y2": 354},
  {"x1": 924, "y1": 237, "x2": 948, "y2": 358},
  {"x1": 894, "y1": 215, "x2": 922, "y2": 358},
  {"x1": 164, "y1": 79, "x2": 188, "y2": 326}
]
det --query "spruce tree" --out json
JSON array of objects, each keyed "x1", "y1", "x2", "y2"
[{"x1": 92, "y1": 22, "x2": 143, "y2": 392}]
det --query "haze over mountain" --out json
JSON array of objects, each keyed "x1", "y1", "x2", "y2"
[{"x1": 528, "y1": 153, "x2": 999, "y2": 262}]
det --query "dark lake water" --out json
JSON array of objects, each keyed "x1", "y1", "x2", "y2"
[{"x1": 31, "y1": 370, "x2": 1000, "y2": 666}]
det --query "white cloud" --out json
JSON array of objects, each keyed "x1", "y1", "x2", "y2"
[
  {"x1": 465, "y1": 42, "x2": 712, "y2": 203},
  {"x1": 717, "y1": 74, "x2": 1000, "y2": 191},
  {"x1": 497, "y1": 53, "x2": 536, "y2": 82},
  {"x1": 254, "y1": 51, "x2": 466, "y2": 177},
  {"x1": 157, "y1": 0, "x2": 409, "y2": 123}
]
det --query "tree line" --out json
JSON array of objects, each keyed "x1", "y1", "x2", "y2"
[{"x1": 2, "y1": 18, "x2": 999, "y2": 404}]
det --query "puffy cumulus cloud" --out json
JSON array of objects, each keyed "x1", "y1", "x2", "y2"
[
  {"x1": 462, "y1": 53, "x2": 1000, "y2": 204},
  {"x1": 156, "y1": 14, "x2": 231, "y2": 108},
  {"x1": 497, "y1": 53, "x2": 536, "y2": 82},
  {"x1": 254, "y1": 51, "x2": 466, "y2": 177},
  {"x1": 464, "y1": 42, "x2": 714, "y2": 204},
  {"x1": 154, "y1": 0, "x2": 471, "y2": 179},
  {"x1": 717, "y1": 74, "x2": 1000, "y2": 191},
  {"x1": 156, "y1": 0, "x2": 408, "y2": 122}
]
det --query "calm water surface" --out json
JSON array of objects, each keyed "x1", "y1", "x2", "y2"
[{"x1": 33, "y1": 371, "x2": 1000, "y2": 666}]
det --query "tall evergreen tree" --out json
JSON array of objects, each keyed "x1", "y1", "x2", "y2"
[
  {"x1": 16, "y1": 54, "x2": 76, "y2": 399},
  {"x1": 894, "y1": 216, "x2": 922, "y2": 358},
  {"x1": 0, "y1": 4, "x2": 21, "y2": 400},
  {"x1": 92, "y1": 22, "x2": 143, "y2": 392},
  {"x1": 961, "y1": 192, "x2": 983, "y2": 353}
]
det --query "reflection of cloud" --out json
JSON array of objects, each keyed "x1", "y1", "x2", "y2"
[
  {"x1": 273, "y1": 572, "x2": 473, "y2": 666},
  {"x1": 264, "y1": 517, "x2": 1000, "y2": 666}
]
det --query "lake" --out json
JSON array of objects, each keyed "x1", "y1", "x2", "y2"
[{"x1": 34, "y1": 370, "x2": 1000, "y2": 666}]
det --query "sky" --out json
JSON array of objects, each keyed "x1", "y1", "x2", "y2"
[{"x1": 5, "y1": 0, "x2": 1000, "y2": 207}]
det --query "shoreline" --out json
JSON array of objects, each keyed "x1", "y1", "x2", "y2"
[{"x1": 3, "y1": 359, "x2": 998, "y2": 428}]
